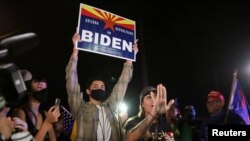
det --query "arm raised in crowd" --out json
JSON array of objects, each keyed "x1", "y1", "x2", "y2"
[
  {"x1": 65, "y1": 33, "x2": 82, "y2": 117},
  {"x1": 126, "y1": 84, "x2": 174, "y2": 141},
  {"x1": 106, "y1": 39, "x2": 138, "y2": 107}
]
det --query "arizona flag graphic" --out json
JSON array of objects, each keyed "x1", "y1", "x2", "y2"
[{"x1": 77, "y1": 3, "x2": 136, "y2": 61}]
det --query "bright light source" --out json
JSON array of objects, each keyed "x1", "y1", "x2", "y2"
[{"x1": 119, "y1": 102, "x2": 128, "y2": 113}]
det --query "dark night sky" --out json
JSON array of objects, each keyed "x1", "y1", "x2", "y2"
[{"x1": 1, "y1": 0, "x2": 250, "y2": 117}]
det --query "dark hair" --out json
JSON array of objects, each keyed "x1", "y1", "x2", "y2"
[
  {"x1": 25, "y1": 74, "x2": 47, "y2": 91},
  {"x1": 82, "y1": 76, "x2": 108, "y2": 102},
  {"x1": 85, "y1": 75, "x2": 106, "y2": 89},
  {"x1": 31, "y1": 75, "x2": 47, "y2": 83},
  {"x1": 138, "y1": 86, "x2": 156, "y2": 117}
]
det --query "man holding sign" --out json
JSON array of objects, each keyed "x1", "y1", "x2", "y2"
[
  {"x1": 66, "y1": 4, "x2": 137, "y2": 140},
  {"x1": 65, "y1": 31, "x2": 137, "y2": 141}
]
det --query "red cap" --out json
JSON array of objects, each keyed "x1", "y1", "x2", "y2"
[{"x1": 207, "y1": 90, "x2": 225, "y2": 104}]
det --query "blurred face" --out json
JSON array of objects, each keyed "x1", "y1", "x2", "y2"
[
  {"x1": 31, "y1": 80, "x2": 47, "y2": 92},
  {"x1": 184, "y1": 108, "x2": 196, "y2": 120},
  {"x1": 141, "y1": 91, "x2": 156, "y2": 115},
  {"x1": 166, "y1": 106, "x2": 180, "y2": 122},
  {"x1": 206, "y1": 97, "x2": 224, "y2": 115},
  {"x1": 0, "y1": 115, "x2": 14, "y2": 139}
]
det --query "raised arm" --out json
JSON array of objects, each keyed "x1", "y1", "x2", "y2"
[
  {"x1": 125, "y1": 39, "x2": 139, "y2": 65},
  {"x1": 65, "y1": 33, "x2": 82, "y2": 116},
  {"x1": 107, "y1": 40, "x2": 139, "y2": 107},
  {"x1": 125, "y1": 84, "x2": 174, "y2": 141}
]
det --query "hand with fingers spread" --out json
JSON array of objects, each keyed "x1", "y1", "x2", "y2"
[{"x1": 151, "y1": 84, "x2": 175, "y2": 118}]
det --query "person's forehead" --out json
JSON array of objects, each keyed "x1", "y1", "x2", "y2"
[
  {"x1": 91, "y1": 80, "x2": 105, "y2": 85},
  {"x1": 144, "y1": 92, "x2": 156, "y2": 97},
  {"x1": 144, "y1": 94, "x2": 151, "y2": 98}
]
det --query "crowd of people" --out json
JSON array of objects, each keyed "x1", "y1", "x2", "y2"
[{"x1": 0, "y1": 32, "x2": 247, "y2": 141}]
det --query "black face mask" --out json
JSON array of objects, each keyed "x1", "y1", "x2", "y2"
[
  {"x1": 32, "y1": 89, "x2": 48, "y2": 103},
  {"x1": 90, "y1": 89, "x2": 108, "y2": 102}
]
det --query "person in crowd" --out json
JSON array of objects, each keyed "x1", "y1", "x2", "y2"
[
  {"x1": 0, "y1": 95, "x2": 60, "y2": 141},
  {"x1": 65, "y1": 32, "x2": 138, "y2": 141},
  {"x1": 165, "y1": 99, "x2": 182, "y2": 141},
  {"x1": 14, "y1": 75, "x2": 58, "y2": 141},
  {"x1": 200, "y1": 90, "x2": 245, "y2": 141},
  {"x1": 166, "y1": 98, "x2": 193, "y2": 141},
  {"x1": 183, "y1": 105, "x2": 202, "y2": 139},
  {"x1": 0, "y1": 99, "x2": 33, "y2": 141},
  {"x1": 123, "y1": 84, "x2": 175, "y2": 141},
  {"x1": 183, "y1": 105, "x2": 196, "y2": 121},
  {"x1": 6, "y1": 69, "x2": 33, "y2": 118}
]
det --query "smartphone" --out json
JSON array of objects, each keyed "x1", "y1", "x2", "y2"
[{"x1": 55, "y1": 98, "x2": 61, "y2": 107}]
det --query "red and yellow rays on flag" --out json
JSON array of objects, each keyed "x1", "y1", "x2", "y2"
[{"x1": 81, "y1": 4, "x2": 134, "y2": 32}]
